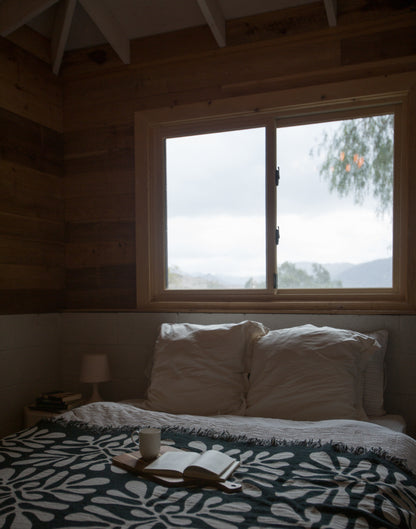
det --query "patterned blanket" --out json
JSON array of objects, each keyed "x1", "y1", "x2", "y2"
[{"x1": 1, "y1": 420, "x2": 415, "y2": 529}]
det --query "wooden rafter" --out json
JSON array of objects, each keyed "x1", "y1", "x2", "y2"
[
  {"x1": 196, "y1": 0, "x2": 226, "y2": 47},
  {"x1": 51, "y1": 0, "x2": 76, "y2": 75},
  {"x1": 1, "y1": 0, "x2": 341, "y2": 75},
  {"x1": 323, "y1": 0, "x2": 337, "y2": 27},
  {"x1": 78, "y1": 0, "x2": 130, "y2": 64},
  {"x1": 0, "y1": 0, "x2": 59, "y2": 36}
]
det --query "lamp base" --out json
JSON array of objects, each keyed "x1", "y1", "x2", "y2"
[{"x1": 87, "y1": 383, "x2": 103, "y2": 403}]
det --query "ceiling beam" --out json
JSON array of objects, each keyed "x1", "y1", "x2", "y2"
[
  {"x1": 0, "y1": 0, "x2": 59, "y2": 36},
  {"x1": 323, "y1": 0, "x2": 337, "y2": 27},
  {"x1": 51, "y1": 0, "x2": 76, "y2": 75},
  {"x1": 79, "y1": 0, "x2": 130, "y2": 64},
  {"x1": 196, "y1": 0, "x2": 226, "y2": 48}
]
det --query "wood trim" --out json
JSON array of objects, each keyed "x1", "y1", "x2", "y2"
[
  {"x1": 5, "y1": 25, "x2": 51, "y2": 64},
  {"x1": 405, "y1": 78, "x2": 416, "y2": 308},
  {"x1": 0, "y1": 0, "x2": 58, "y2": 37},
  {"x1": 135, "y1": 71, "x2": 416, "y2": 314},
  {"x1": 135, "y1": 71, "x2": 414, "y2": 128},
  {"x1": 51, "y1": 0, "x2": 76, "y2": 76},
  {"x1": 78, "y1": 0, "x2": 130, "y2": 65},
  {"x1": 196, "y1": 0, "x2": 226, "y2": 48},
  {"x1": 265, "y1": 119, "x2": 277, "y2": 291},
  {"x1": 324, "y1": 0, "x2": 337, "y2": 27},
  {"x1": 392, "y1": 100, "x2": 408, "y2": 305}
]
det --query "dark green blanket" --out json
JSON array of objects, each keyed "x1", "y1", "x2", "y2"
[{"x1": 0, "y1": 420, "x2": 415, "y2": 528}]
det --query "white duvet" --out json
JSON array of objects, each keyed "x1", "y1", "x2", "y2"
[{"x1": 62, "y1": 401, "x2": 416, "y2": 474}]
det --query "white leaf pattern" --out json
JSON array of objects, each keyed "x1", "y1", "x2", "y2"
[{"x1": 0, "y1": 421, "x2": 415, "y2": 529}]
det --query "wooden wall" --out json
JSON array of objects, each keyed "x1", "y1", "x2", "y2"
[
  {"x1": 62, "y1": 0, "x2": 416, "y2": 310},
  {"x1": 0, "y1": 36, "x2": 64, "y2": 314}
]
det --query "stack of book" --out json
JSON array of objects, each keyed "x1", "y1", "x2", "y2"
[{"x1": 29, "y1": 391, "x2": 83, "y2": 412}]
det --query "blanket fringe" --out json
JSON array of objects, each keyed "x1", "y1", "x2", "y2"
[
  {"x1": 162, "y1": 424, "x2": 412, "y2": 473},
  {"x1": 45, "y1": 418, "x2": 413, "y2": 478}
]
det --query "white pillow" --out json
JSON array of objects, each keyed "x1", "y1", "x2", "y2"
[
  {"x1": 245, "y1": 324, "x2": 378, "y2": 421},
  {"x1": 144, "y1": 320, "x2": 267, "y2": 416},
  {"x1": 363, "y1": 330, "x2": 388, "y2": 417}
]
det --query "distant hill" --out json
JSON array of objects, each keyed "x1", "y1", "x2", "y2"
[
  {"x1": 296, "y1": 262, "x2": 352, "y2": 278},
  {"x1": 295, "y1": 258, "x2": 392, "y2": 288},
  {"x1": 168, "y1": 258, "x2": 392, "y2": 289},
  {"x1": 334, "y1": 258, "x2": 392, "y2": 288}
]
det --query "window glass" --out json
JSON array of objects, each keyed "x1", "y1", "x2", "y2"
[
  {"x1": 166, "y1": 127, "x2": 266, "y2": 289},
  {"x1": 276, "y1": 114, "x2": 394, "y2": 289}
]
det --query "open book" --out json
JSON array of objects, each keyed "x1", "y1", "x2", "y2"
[{"x1": 143, "y1": 449, "x2": 239, "y2": 482}]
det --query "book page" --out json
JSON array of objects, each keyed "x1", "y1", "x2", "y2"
[
  {"x1": 183, "y1": 450, "x2": 237, "y2": 480},
  {"x1": 143, "y1": 450, "x2": 199, "y2": 477}
]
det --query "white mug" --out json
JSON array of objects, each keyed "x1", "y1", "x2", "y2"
[{"x1": 131, "y1": 427, "x2": 161, "y2": 460}]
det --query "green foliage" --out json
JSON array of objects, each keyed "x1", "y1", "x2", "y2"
[
  {"x1": 278, "y1": 262, "x2": 342, "y2": 289},
  {"x1": 312, "y1": 114, "x2": 394, "y2": 214},
  {"x1": 245, "y1": 277, "x2": 266, "y2": 288}
]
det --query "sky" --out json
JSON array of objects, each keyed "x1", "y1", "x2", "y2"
[{"x1": 165, "y1": 120, "x2": 393, "y2": 279}]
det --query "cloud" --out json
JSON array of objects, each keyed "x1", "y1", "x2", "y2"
[
  {"x1": 166, "y1": 127, "x2": 265, "y2": 216},
  {"x1": 168, "y1": 214, "x2": 265, "y2": 276},
  {"x1": 278, "y1": 209, "x2": 392, "y2": 265}
]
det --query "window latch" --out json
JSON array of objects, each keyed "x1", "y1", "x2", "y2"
[
  {"x1": 275, "y1": 167, "x2": 280, "y2": 186},
  {"x1": 275, "y1": 227, "x2": 280, "y2": 245}
]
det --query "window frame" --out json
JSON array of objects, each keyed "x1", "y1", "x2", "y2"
[
  {"x1": 164, "y1": 122, "x2": 272, "y2": 292},
  {"x1": 135, "y1": 73, "x2": 416, "y2": 313}
]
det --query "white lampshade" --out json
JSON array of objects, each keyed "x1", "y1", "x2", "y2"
[{"x1": 80, "y1": 354, "x2": 110, "y2": 402}]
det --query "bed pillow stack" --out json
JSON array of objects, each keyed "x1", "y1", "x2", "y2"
[
  {"x1": 245, "y1": 324, "x2": 384, "y2": 421},
  {"x1": 144, "y1": 321, "x2": 388, "y2": 420},
  {"x1": 143, "y1": 320, "x2": 267, "y2": 416}
]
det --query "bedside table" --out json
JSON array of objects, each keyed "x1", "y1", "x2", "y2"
[{"x1": 24, "y1": 406, "x2": 70, "y2": 428}]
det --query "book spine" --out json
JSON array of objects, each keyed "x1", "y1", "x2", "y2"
[
  {"x1": 39, "y1": 392, "x2": 82, "y2": 403},
  {"x1": 30, "y1": 399, "x2": 83, "y2": 411}
]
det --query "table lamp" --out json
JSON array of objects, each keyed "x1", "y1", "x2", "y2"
[{"x1": 80, "y1": 353, "x2": 110, "y2": 403}]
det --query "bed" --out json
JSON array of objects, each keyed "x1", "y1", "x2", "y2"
[{"x1": 1, "y1": 321, "x2": 416, "y2": 529}]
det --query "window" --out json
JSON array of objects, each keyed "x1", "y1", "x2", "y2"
[
  {"x1": 275, "y1": 114, "x2": 394, "y2": 290},
  {"x1": 135, "y1": 74, "x2": 415, "y2": 312},
  {"x1": 166, "y1": 127, "x2": 266, "y2": 290}
]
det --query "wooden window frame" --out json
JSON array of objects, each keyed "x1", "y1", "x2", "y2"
[{"x1": 135, "y1": 72, "x2": 416, "y2": 313}]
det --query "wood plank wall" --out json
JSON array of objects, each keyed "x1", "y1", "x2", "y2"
[
  {"x1": 62, "y1": 0, "x2": 416, "y2": 310},
  {"x1": 0, "y1": 1, "x2": 414, "y2": 313},
  {"x1": 0, "y1": 37, "x2": 64, "y2": 314},
  {"x1": 55, "y1": 1, "x2": 413, "y2": 309}
]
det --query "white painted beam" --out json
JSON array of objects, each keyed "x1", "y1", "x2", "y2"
[
  {"x1": 0, "y1": 0, "x2": 59, "y2": 36},
  {"x1": 197, "y1": 0, "x2": 226, "y2": 48},
  {"x1": 79, "y1": 0, "x2": 130, "y2": 64},
  {"x1": 324, "y1": 0, "x2": 337, "y2": 27},
  {"x1": 51, "y1": 0, "x2": 76, "y2": 75}
]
